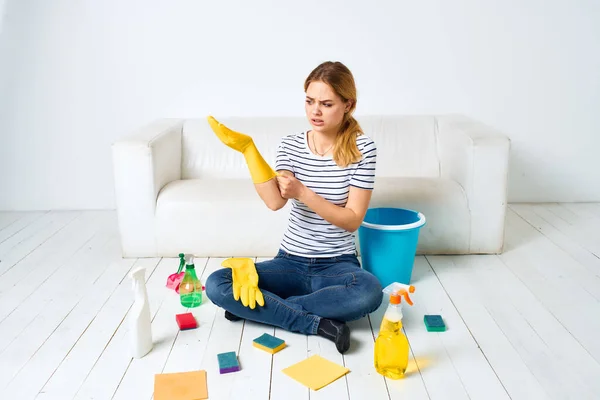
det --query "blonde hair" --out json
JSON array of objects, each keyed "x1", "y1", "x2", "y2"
[{"x1": 304, "y1": 61, "x2": 363, "y2": 167}]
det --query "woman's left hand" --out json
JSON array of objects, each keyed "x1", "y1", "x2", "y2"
[{"x1": 276, "y1": 174, "x2": 306, "y2": 200}]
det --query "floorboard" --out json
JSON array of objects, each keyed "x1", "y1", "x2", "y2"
[{"x1": 0, "y1": 204, "x2": 596, "y2": 399}]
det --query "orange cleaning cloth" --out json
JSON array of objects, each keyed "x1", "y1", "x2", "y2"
[{"x1": 154, "y1": 370, "x2": 208, "y2": 400}]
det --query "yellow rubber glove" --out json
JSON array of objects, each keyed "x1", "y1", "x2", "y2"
[
  {"x1": 221, "y1": 257, "x2": 265, "y2": 309},
  {"x1": 207, "y1": 116, "x2": 278, "y2": 184}
]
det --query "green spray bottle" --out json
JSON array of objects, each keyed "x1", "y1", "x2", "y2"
[{"x1": 179, "y1": 254, "x2": 202, "y2": 308}]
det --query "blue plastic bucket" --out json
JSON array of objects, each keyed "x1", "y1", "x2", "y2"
[{"x1": 358, "y1": 208, "x2": 426, "y2": 287}]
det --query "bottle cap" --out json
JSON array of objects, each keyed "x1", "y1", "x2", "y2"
[
  {"x1": 382, "y1": 282, "x2": 415, "y2": 306},
  {"x1": 390, "y1": 294, "x2": 401, "y2": 304}
]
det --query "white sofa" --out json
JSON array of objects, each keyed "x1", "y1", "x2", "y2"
[{"x1": 111, "y1": 115, "x2": 510, "y2": 258}]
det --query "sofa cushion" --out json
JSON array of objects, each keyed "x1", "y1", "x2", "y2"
[
  {"x1": 155, "y1": 179, "x2": 291, "y2": 257},
  {"x1": 155, "y1": 176, "x2": 470, "y2": 257}
]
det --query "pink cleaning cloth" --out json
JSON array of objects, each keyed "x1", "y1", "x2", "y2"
[{"x1": 166, "y1": 272, "x2": 185, "y2": 292}]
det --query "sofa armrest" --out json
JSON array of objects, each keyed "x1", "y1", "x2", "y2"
[
  {"x1": 111, "y1": 119, "x2": 184, "y2": 257},
  {"x1": 436, "y1": 115, "x2": 511, "y2": 253}
]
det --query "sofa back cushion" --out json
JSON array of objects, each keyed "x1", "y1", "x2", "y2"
[{"x1": 181, "y1": 115, "x2": 440, "y2": 179}]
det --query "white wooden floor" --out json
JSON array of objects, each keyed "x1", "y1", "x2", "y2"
[{"x1": 0, "y1": 203, "x2": 599, "y2": 400}]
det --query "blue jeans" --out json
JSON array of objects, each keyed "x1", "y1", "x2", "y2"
[{"x1": 205, "y1": 249, "x2": 383, "y2": 335}]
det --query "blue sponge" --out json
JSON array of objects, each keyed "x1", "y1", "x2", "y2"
[{"x1": 217, "y1": 351, "x2": 240, "y2": 374}]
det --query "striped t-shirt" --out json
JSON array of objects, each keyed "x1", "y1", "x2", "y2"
[{"x1": 275, "y1": 130, "x2": 377, "y2": 257}]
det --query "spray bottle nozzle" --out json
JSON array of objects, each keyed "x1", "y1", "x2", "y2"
[
  {"x1": 382, "y1": 282, "x2": 415, "y2": 306},
  {"x1": 177, "y1": 253, "x2": 186, "y2": 274},
  {"x1": 185, "y1": 254, "x2": 194, "y2": 265},
  {"x1": 129, "y1": 265, "x2": 147, "y2": 290}
]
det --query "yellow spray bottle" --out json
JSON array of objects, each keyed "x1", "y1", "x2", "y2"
[{"x1": 374, "y1": 282, "x2": 415, "y2": 379}]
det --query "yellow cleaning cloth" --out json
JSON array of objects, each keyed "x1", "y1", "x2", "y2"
[
  {"x1": 282, "y1": 354, "x2": 350, "y2": 390},
  {"x1": 154, "y1": 370, "x2": 208, "y2": 400}
]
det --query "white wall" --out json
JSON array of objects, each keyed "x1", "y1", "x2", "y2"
[
  {"x1": 0, "y1": 0, "x2": 599, "y2": 210},
  {"x1": 0, "y1": 0, "x2": 7, "y2": 110},
  {"x1": 0, "y1": 0, "x2": 7, "y2": 33}
]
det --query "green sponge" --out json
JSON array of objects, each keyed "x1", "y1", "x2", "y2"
[
  {"x1": 253, "y1": 333, "x2": 286, "y2": 354},
  {"x1": 424, "y1": 315, "x2": 446, "y2": 332}
]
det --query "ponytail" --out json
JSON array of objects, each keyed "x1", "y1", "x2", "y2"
[{"x1": 333, "y1": 114, "x2": 363, "y2": 168}]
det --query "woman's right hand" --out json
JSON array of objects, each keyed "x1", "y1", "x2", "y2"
[{"x1": 207, "y1": 116, "x2": 253, "y2": 153}]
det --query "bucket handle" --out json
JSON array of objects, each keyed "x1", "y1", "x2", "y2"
[{"x1": 361, "y1": 212, "x2": 426, "y2": 231}]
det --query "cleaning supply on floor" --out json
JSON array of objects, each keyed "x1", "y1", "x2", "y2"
[
  {"x1": 374, "y1": 282, "x2": 415, "y2": 379},
  {"x1": 154, "y1": 370, "x2": 208, "y2": 400},
  {"x1": 129, "y1": 265, "x2": 153, "y2": 358},
  {"x1": 175, "y1": 312, "x2": 198, "y2": 330},
  {"x1": 282, "y1": 354, "x2": 350, "y2": 390},
  {"x1": 253, "y1": 333, "x2": 286, "y2": 354},
  {"x1": 166, "y1": 253, "x2": 186, "y2": 292},
  {"x1": 179, "y1": 254, "x2": 203, "y2": 308},
  {"x1": 217, "y1": 351, "x2": 241, "y2": 374},
  {"x1": 424, "y1": 314, "x2": 446, "y2": 332}
]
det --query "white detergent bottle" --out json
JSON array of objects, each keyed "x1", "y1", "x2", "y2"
[{"x1": 129, "y1": 265, "x2": 153, "y2": 358}]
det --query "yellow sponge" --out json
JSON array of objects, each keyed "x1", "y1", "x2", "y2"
[{"x1": 253, "y1": 333, "x2": 286, "y2": 354}]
